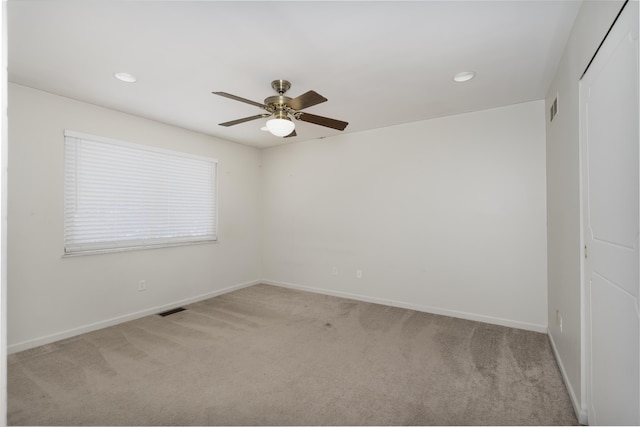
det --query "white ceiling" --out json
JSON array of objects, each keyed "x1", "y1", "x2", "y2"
[{"x1": 8, "y1": 0, "x2": 582, "y2": 149}]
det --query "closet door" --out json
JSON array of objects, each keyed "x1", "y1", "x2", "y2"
[{"x1": 580, "y1": 1, "x2": 639, "y2": 424}]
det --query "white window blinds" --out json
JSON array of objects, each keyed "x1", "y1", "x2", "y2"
[{"x1": 64, "y1": 130, "x2": 217, "y2": 255}]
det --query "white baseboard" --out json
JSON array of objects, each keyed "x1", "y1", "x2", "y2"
[
  {"x1": 262, "y1": 279, "x2": 548, "y2": 333},
  {"x1": 548, "y1": 329, "x2": 588, "y2": 425},
  {"x1": 8, "y1": 279, "x2": 260, "y2": 354},
  {"x1": 8, "y1": 278, "x2": 549, "y2": 353}
]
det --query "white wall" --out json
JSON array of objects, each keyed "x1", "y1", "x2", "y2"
[
  {"x1": 1, "y1": 4, "x2": 8, "y2": 425},
  {"x1": 7, "y1": 83, "x2": 262, "y2": 351},
  {"x1": 6, "y1": 83, "x2": 551, "y2": 353},
  {"x1": 544, "y1": 1, "x2": 626, "y2": 422},
  {"x1": 262, "y1": 100, "x2": 548, "y2": 331}
]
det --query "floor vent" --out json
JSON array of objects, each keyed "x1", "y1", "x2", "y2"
[{"x1": 158, "y1": 307, "x2": 186, "y2": 317}]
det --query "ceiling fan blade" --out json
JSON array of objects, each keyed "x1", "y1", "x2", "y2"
[
  {"x1": 286, "y1": 90, "x2": 327, "y2": 111},
  {"x1": 284, "y1": 130, "x2": 297, "y2": 138},
  {"x1": 297, "y1": 112, "x2": 348, "y2": 131},
  {"x1": 212, "y1": 92, "x2": 267, "y2": 109},
  {"x1": 219, "y1": 114, "x2": 270, "y2": 127}
]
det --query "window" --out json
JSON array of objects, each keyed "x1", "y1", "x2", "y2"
[{"x1": 64, "y1": 130, "x2": 217, "y2": 255}]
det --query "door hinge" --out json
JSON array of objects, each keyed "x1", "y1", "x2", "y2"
[{"x1": 584, "y1": 245, "x2": 588, "y2": 259}]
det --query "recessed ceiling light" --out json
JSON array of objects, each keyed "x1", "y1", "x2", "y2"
[
  {"x1": 453, "y1": 71, "x2": 476, "y2": 82},
  {"x1": 114, "y1": 72, "x2": 137, "y2": 83}
]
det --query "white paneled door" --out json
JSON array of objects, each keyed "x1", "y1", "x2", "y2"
[{"x1": 581, "y1": 1, "x2": 639, "y2": 425}]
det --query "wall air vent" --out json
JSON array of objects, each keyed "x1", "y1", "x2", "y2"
[
  {"x1": 158, "y1": 307, "x2": 186, "y2": 317},
  {"x1": 550, "y1": 95, "x2": 558, "y2": 122}
]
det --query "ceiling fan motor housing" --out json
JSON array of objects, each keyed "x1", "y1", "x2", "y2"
[
  {"x1": 266, "y1": 81, "x2": 294, "y2": 117},
  {"x1": 272, "y1": 110, "x2": 290, "y2": 121},
  {"x1": 264, "y1": 95, "x2": 292, "y2": 109},
  {"x1": 265, "y1": 80, "x2": 294, "y2": 119}
]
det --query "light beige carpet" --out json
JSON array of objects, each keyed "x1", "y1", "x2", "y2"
[{"x1": 8, "y1": 284, "x2": 578, "y2": 426}]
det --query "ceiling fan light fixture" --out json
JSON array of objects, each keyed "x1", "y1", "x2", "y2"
[{"x1": 266, "y1": 117, "x2": 295, "y2": 137}]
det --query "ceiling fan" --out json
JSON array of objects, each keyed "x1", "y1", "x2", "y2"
[{"x1": 213, "y1": 80, "x2": 349, "y2": 138}]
